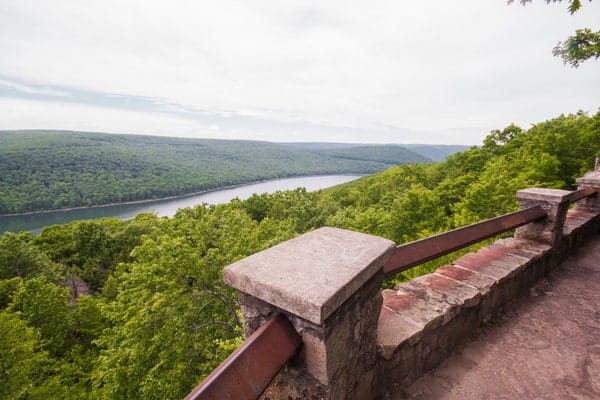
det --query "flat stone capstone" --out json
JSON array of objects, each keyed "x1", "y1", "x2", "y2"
[{"x1": 223, "y1": 226, "x2": 395, "y2": 324}]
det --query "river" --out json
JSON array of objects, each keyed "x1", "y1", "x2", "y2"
[{"x1": 0, "y1": 175, "x2": 362, "y2": 234}]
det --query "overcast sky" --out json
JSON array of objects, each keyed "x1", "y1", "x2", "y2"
[{"x1": 0, "y1": 1, "x2": 598, "y2": 145}]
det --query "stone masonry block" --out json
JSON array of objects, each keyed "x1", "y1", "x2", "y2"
[
  {"x1": 516, "y1": 188, "x2": 572, "y2": 244},
  {"x1": 479, "y1": 244, "x2": 531, "y2": 267},
  {"x1": 405, "y1": 273, "x2": 481, "y2": 315},
  {"x1": 261, "y1": 273, "x2": 384, "y2": 399},
  {"x1": 494, "y1": 237, "x2": 551, "y2": 260},
  {"x1": 576, "y1": 158, "x2": 600, "y2": 211},
  {"x1": 376, "y1": 305, "x2": 422, "y2": 360},
  {"x1": 564, "y1": 207, "x2": 598, "y2": 234},
  {"x1": 434, "y1": 263, "x2": 501, "y2": 322},
  {"x1": 227, "y1": 227, "x2": 394, "y2": 399},
  {"x1": 485, "y1": 254, "x2": 530, "y2": 274},
  {"x1": 224, "y1": 226, "x2": 395, "y2": 324},
  {"x1": 453, "y1": 245, "x2": 529, "y2": 280},
  {"x1": 383, "y1": 287, "x2": 447, "y2": 331},
  {"x1": 452, "y1": 252, "x2": 516, "y2": 281},
  {"x1": 516, "y1": 187, "x2": 573, "y2": 203},
  {"x1": 435, "y1": 264, "x2": 497, "y2": 295},
  {"x1": 301, "y1": 330, "x2": 328, "y2": 383}
]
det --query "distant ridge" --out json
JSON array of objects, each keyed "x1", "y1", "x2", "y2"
[
  {"x1": 401, "y1": 144, "x2": 471, "y2": 162},
  {"x1": 286, "y1": 142, "x2": 470, "y2": 162}
]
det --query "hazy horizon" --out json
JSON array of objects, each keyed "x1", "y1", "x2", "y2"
[{"x1": 0, "y1": 128, "x2": 477, "y2": 147}]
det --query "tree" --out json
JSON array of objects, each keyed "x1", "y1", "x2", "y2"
[
  {"x1": 553, "y1": 28, "x2": 600, "y2": 67},
  {"x1": 509, "y1": 0, "x2": 599, "y2": 67},
  {"x1": 0, "y1": 311, "x2": 50, "y2": 399},
  {"x1": 0, "y1": 232, "x2": 63, "y2": 281},
  {"x1": 8, "y1": 277, "x2": 73, "y2": 357}
]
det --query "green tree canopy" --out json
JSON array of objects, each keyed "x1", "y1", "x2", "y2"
[
  {"x1": 553, "y1": 27, "x2": 600, "y2": 67},
  {"x1": 0, "y1": 110, "x2": 599, "y2": 398}
]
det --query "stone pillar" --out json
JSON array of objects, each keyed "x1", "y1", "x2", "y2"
[
  {"x1": 515, "y1": 188, "x2": 572, "y2": 244},
  {"x1": 223, "y1": 227, "x2": 395, "y2": 399},
  {"x1": 576, "y1": 156, "x2": 600, "y2": 211}
]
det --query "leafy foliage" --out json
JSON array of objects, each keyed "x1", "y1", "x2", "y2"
[
  {"x1": 553, "y1": 28, "x2": 600, "y2": 67},
  {"x1": 0, "y1": 311, "x2": 51, "y2": 399},
  {"x1": 0, "y1": 111, "x2": 599, "y2": 398}
]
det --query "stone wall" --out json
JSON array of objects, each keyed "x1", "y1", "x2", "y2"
[
  {"x1": 371, "y1": 161, "x2": 600, "y2": 398},
  {"x1": 374, "y1": 208, "x2": 600, "y2": 398}
]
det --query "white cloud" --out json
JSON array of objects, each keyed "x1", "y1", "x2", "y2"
[
  {"x1": 0, "y1": 79, "x2": 68, "y2": 97},
  {"x1": 0, "y1": 0, "x2": 599, "y2": 144}
]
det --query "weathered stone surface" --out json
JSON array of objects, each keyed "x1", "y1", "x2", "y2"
[
  {"x1": 516, "y1": 187, "x2": 573, "y2": 203},
  {"x1": 564, "y1": 207, "x2": 597, "y2": 234},
  {"x1": 376, "y1": 283, "x2": 486, "y2": 396},
  {"x1": 574, "y1": 173, "x2": 600, "y2": 210},
  {"x1": 377, "y1": 305, "x2": 422, "y2": 360},
  {"x1": 494, "y1": 237, "x2": 551, "y2": 259},
  {"x1": 487, "y1": 255, "x2": 529, "y2": 274},
  {"x1": 576, "y1": 158, "x2": 600, "y2": 213},
  {"x1": 382, "y1": 288, "x2": 448, "y2": 331},
  {"x1": 452, "y1": 252, "x2": 515, "y2": 281},
  {"x1": 435, "y1": 264, "x2": 497, "y2": 295},
  {"x1": 516, "y1": 188, "x2": 572, "y2": 244},
  {"x1": 258, "y1": 271, "x2": 384, "y2": 399},
  {"x1": 576, "y1": 163, "x2": 600, "y2": 213},
  {"x1": 480, "y1": 242, "x2": 531, "y2": 259},
  {"x1": 300, "y1": 331, "x2": 328, "y2": 383},
  {"x1": 404, "y1": 273, "x2": 481, "y2": 314},
  {"x1": 224, "y1": 226, "x2": 395, "y2": 324},
  {"x1": 477, "y1": 245, "x2": 530, "y2": 271},
  {"x1": 566, "y1": 207, "x2": 597, "y2": 221}
]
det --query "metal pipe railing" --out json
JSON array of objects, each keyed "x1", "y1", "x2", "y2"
[
  {"x1": 565, "y1": 186, "x2": 597, "y2": 203},
  {"x1": 383, "y1": 205, "x2": 547, "y2": 276},
  {"x1": 383, "y1": 187, "x2": 598, "y2": 277},
  {"x1": 185, "y1": 314, "x2": 301, "y2": 400}
]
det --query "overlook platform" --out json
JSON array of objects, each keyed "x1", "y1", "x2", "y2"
[
  {"x1": 399, "y1": 234, "x2": 600, "y2": 399},
  {"x1": 187, "y1": 161, "x2": 600, "y2": 400}
]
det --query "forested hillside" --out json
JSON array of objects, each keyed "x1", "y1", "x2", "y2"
[
  {"x1": 0, "y1": 111, "x2": 599, "y2": 399},
  {"x1": 315, "y1": 145, "x2": 431, "y2": 165},
  {"x1": 0, "y1": 131, "x2": 430, "y2": 214}
]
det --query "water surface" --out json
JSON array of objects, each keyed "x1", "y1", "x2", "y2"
[{"x1": 0, "y1": 175, "x2": 361, "y2": 234}]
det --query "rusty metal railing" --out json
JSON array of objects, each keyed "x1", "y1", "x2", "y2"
[
  {"x1": 565, "y1": 186, "x2": 597, "y2": 203},
  {"x1": 185, "y1": 314, "x2": 301, "y2": 400},
  {"x1": 384, "y1": 187, "x2": 598, "y2": 276},
  {"x1": 383, "y1": 206, "x2": 548, "y2": 276}
]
